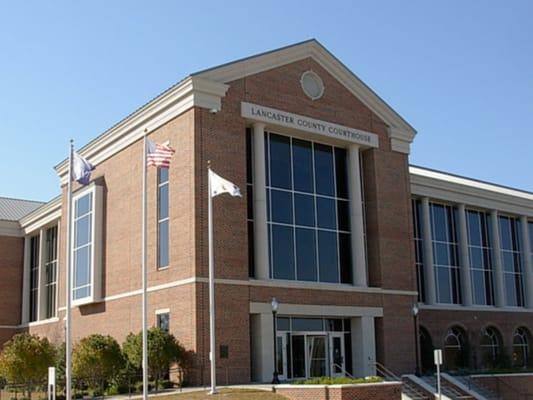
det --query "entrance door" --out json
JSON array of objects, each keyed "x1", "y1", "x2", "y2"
[
  {"x1": 276, "y1": 333, "x2": 288, "y2": 381},
  {"x1": 307, "y1": 335, "x2": 327, "y2": 377},
  {"x1": 329, "y1": 333, "x2": 345, "y2": 377}
]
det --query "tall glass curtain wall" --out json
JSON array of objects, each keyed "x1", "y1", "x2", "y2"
[
  {"x1": 413, "y1": 200, "x2": 528, "y2": 308},
  {"x1": 247, "y1": 130, "x2": 352, "y2": 283}
]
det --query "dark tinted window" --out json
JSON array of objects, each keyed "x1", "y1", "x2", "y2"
[{"x1": 270, "y1": 134, "x2": 291, "y2": 189}]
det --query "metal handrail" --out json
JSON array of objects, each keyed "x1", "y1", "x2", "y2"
[
  {"x1": 331, "y1": 363, "x2": 355, "y2": 379},
  {"x1": 371, "y1": 362, "x2": 429, "y2": 400}
]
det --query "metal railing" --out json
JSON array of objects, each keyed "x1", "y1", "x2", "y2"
[
  {"x1": 372, "y1": 361, "x2": 429, "y2": 400},
  {"x1": 331, "y1": 363, "x2": 355, "y2": 379}
]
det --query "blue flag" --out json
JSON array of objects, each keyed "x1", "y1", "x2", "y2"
[{"x1": 72, "y1": 151, "x2": 95, "y2": 185}]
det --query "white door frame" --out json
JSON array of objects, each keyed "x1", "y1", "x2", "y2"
[
  {"x1": 329, "y1": 332, "x2": 346, "y2": 377},
  {"x1": 276, "y1": 333, "x2": 288, "y2": 381}
]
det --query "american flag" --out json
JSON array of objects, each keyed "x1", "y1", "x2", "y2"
[{"x1": 146, "y1": 139, "x2": 175, "y2": 168}]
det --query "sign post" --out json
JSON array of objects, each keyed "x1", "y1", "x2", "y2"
[
  {"x1": 434, "y1": 349, "x2": 442, "y2": 400},
  {"x1": 48, "y1": 367, "x2": 56, "y2": 400}
]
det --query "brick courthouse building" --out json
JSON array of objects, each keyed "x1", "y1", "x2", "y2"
[{"x1": 1, "y1": 40, "x2": 532, "y2": 384}]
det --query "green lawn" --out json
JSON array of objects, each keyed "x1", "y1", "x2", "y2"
[{"x1": 162, "y1": 389, "x2": 286, "y2": 399}]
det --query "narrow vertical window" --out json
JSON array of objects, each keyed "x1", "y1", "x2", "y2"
[
  {"x1": 246, "y1": 128, "x2": 255, "y2": 278},
  {"x1": 466, "y1": 210, "x2": 494, "y2": 306},
  {"x1": 29, "y1": 235, "x2": 40, "y2": 322},
  {"x1": 157, "y1": 312, "x2": 170, "y2": 333},
  {"x1": 430, "y1": 203, "x2": 461, "y2": 304},
  {"x1": 499, "y1": 216, "x2": 524, "y2": 307},
  {"x1": 73, "y1": 192, "x2": 93, "y2": 301},
  {"x1": 157, "y1": 168, "x2": 169, "y2": 269},
  {"x1": 44, "y1": 226, "x2": 58, "y2": 319},
  {"x1": 412, "y1": 199, "x2": 425, "y2": 303},
  {"x1": 529, "y1": 221, "x2": 533, "y2": 270}
]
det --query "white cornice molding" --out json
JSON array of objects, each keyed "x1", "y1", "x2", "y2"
[
  {"x1": 19, "y1": 196, "x2": 61, "y2": 234},
  {"x1": 410, "y1": 166, "x2": 533, "y2": 217},
  {"x1": 54, "y1": 76, "x2": 229, "y2": 184},
  {"x1": 195, "y1": 40, "x2": 417, "y2": 154},
  {"x1": 0, "y1": 220, "x2": 22, "y2": 237}
]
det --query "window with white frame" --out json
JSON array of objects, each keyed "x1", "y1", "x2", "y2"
[
  {"x1": 466, "y1": 210, "x2": 494, "y2": 306},
  {"x1": 430, "y1": 203, "x2": 461, "y2": 304},
  {"x1": 29, "y1": 234, "x2": 40, "y2": 322},
  {"x1": 498, "y1": 216, "x2": 524, "y2": 307},
  {"x1": 44, "y1": 226, "x2": 58, "y2": 319},
  {"x1": 157, "y1": 168, "x2": 169, "y2": 269},
  {"x1": 156, "y1": 311, "x2": 170, "y2": 333},
  {"x1": 266, "y1": 132, "x2": 352, "y2": 284},
  {"x1": 72, "y1": 185, "x2": 103, "y2": 305}
]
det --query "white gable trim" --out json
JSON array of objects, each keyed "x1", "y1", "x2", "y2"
[
  {"x1": 19, "y1": 196, "x2": 61, "y2": 234},
  {"x1": 194, "y1": 40, "x2": 416, "y2": 153},
  {"x1": 54, "y1": 76, "x2": 229, "y2": 184}
]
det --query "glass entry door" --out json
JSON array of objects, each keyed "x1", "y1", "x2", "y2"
[
  {"x1": 329, "y1": 333, "x2": 345, "y2": 377},
  {"x1": 307, "y1": 335, "x2": 327, "y2": 377},
  {"x1": 289, "y1": 333, "x2": 346, "y2": 380}
]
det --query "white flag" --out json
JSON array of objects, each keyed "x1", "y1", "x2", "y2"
[
  {"x1": 209, "y1": 170, "x2": 242, "y2": 198},
  {"x1": 71, "y1": 151, "x2": 95, "y2": 185}
]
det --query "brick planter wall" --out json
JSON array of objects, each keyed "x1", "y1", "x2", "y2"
[
  {"x1": 472, "y1": 373, "x2": 533, "y2": 400},
  {"x1": 275, "y1": 382, "x2": 402, "y2": 400}
]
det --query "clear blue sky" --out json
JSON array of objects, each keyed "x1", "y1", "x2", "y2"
[{"x1": 1, "y1": 1, "x2": 531, "y2": 202}]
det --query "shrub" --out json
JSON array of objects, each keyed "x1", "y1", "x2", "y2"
[
  {"x1": 72, "y1": 334, "x2": 124, "y2": 394},
  {"x1": 122, "y1": 328, "x2": 185, "y2": 390},
  {"x1": 0, "y1": 333, "x2": 56, "y2": 398},
  {"x1": 296, "y1": 376, "x2": 383, "y2": 385}
]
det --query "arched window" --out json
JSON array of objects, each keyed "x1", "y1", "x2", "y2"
[
  {"x1": 480, "y1": 327, "x2": 502, "y2": 369},
  {"x1": 444, "y1": 326, "x2": 467, "y2": 370},
  {"x1": 513, "y1": 327, "x2": 530, "y2": 368}
]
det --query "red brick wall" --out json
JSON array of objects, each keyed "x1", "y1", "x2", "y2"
[
  {"x1": 0, "y1": 235, "x2": 23, "y2": 347},
  {"x1": 419, "y1": 309, "x2": 533, "y2": 370},
  {"x1": 276, "y1": 382, "x2": 402, "y2": 400},
  {"x1": 472, "y1": 374, "x2": 533, "y2": 400},
  {"x1": 25, "y1": 109, "x2": 199, "y2": 360}
]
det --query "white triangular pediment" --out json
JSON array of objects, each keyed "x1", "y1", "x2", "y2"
[{"x1": 193, "y1": 39, "x2": 416, "y2": 153}]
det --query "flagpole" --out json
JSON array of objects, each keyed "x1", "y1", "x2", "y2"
[
  {"x1": 65, "y1": 140, "x2": 73, "y2": 400},
  {"x1": 141, "y1": 132, "x2": 149, "y2": 400},
  {"x1": 207, "y1": 161, "x2": 217, "y2": 395}
]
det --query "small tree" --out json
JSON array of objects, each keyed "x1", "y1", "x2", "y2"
[
  {"x1": 122, "y1": 328, "x2": 185, "y2": 391},
  {"x1": 0, "y1": 333, "x2": 56, "y2": 398},
  {"x1": 72, "y1": 334, "x2": 124, "y2": 395}
]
